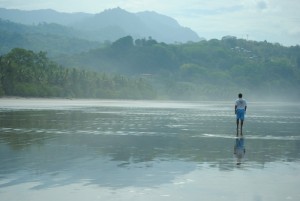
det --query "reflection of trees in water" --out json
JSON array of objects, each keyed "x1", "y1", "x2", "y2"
[
  {"x1": 247, "y1": 139, "x2": 300, "y2": 164},
  {"x1": 0, "y1": 131, "x2": 49, "y2": 150}
]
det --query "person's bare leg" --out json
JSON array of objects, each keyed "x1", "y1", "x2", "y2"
[
  {"x1": 236, "y1": 119, "x2": 239, "y2": 136},
  {"x1": 241, "y1": 120, "x2": 244, "y2": 136}
]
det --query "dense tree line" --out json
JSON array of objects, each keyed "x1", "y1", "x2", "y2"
[{"x1": 0, "y1": 48, "x2": 156, "y2": 99}]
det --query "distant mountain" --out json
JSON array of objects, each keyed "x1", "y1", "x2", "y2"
[
  {"x1": 0, "y1": 8, "x2": 91, "y2": 25},
  {"x1": 0, "y1": 7, "x2": 200, "y2": 43},
  {"x1": 136, "y1": 11, "x2": 199, "y2": 43},
  {"x1": 0, "y1": 19, "x2": 101, "y2": 56}
]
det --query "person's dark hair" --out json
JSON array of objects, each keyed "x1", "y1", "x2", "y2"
[{"x1": 238, "y1": 93, "x2": 243, "y2": 98}]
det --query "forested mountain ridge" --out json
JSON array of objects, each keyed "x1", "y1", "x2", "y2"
[
  {"x1": 0, "y1": 8, "x2": 91, "y2": 25},
  {"x1": 0, "y1": 7, "x2": 200, "y2": 43},
  {"x1": 58, "y1": 35, "x2": 300, "y2": 100},
  {"x1": 0, "y1": 19, "x2": 102, "y2": 56}
]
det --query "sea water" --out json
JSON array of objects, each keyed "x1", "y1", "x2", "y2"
[{"x1": 0, "y1": 98, "x2": 299, "y2": 201}]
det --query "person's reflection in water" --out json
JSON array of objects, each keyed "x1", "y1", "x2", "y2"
[{"x1": 234, "y1": 137, "x2": 246, "y2": 165}]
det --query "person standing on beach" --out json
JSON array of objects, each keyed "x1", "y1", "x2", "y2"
[{"x1": 235, "y1": 93, "x2": 247, "y2": 136}]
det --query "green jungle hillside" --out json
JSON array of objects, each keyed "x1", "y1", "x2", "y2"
[
  {"x1": 0, "y1": 48, "x2": 156, "y2": 99},
  {"x1": 58, "y1": 36, "x2": 300, "y2": 100},
  {"x1": 1, "y1": 17, "x2": 300, "y2": 100}
]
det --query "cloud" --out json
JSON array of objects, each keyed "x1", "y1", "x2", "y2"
[
  {"x1": 172, "y1": 0, "x2": 300, "y2": 45},
  {"x1": 256, "y1": 1, "x2": 268, "y2": 10}
]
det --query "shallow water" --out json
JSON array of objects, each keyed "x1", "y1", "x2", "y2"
[{"x1": 0, "y1": 98, "x2": 300, "y2": 201}]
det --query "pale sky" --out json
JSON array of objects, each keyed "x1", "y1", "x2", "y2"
[{"x1": 0, "y1": 0, "x2": 299, "y2": 46}]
